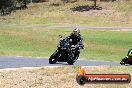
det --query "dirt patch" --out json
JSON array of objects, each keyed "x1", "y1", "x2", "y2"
[
  {"x1": 0, "y1": 66, "x2": 131, "y2": 88},
  {"x1": 77, "y1": 9, "x2": 129, "y2": 20}
]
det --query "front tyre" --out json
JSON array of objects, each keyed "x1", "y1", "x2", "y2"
[
  {"x1": 120, "y1": 60, "x2": 125, "y2": 65},
  {"x1": 120, "y1": 58, "x2": 126, "y2": 65},
  {"x1": 49, "y1": 52, "x2": 58, "y2": 64}
]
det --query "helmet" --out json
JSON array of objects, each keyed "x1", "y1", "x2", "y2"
[{"x1": 73, "y1": 28, "x2": 80, "y2": 35}]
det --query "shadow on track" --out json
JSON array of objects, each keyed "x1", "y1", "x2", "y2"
[{"x1": 52, "y1": 62, "x2": 73, "y2": 65}]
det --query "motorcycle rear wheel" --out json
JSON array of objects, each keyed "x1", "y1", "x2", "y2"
[
  {"x1": 67, "y1": 55, "x2": 78, "y2": 65},
  {"x1": 67, "y1": 59, "x2": 75, "y2": 65}
]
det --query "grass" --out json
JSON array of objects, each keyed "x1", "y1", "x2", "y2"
[
  {"x1": 80, "y1": 30, "x2": 132, "y2": 61},
  {"x1": 0, "y1": 0, "x2": 132, "y2": 27},
  {"x1": 0, "y1": 26, "x2": 132, "y2": 61}
]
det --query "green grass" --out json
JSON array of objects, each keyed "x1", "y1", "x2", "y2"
[
  {"x1": 81, "y1": 30, "x2": 132, "y2": 61},
  {"x1": 0, "y1": 27, "x2": 132, "y2": 61},
  {"x1": 0, "y1": 0, "x2": 132, "y2": 27}
]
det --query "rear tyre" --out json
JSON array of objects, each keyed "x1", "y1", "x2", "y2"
[
  {"x1": 130, "y1": 63, "x2": 132, "y2": 65},
  {"x1": 49, "y1": 52, "x2": 58, "y2": 64},
  {"x1": 67, "y1": 54, "x2": 78, "y2": 65},
  {"x1": 67, "y1": 60, "x2": 75, "y2": 65}
]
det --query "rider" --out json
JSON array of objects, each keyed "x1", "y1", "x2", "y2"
[
  {"x1": 68, "y1": 28, "x2": 84, "y2": 58},
  {"x1": 126, "y1": 49, "x2": 132, "y2": 59}
]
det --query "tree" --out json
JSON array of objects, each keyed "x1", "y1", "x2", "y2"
[
  {"x1": 0, "y1": 0, "x2": 28, "y2": 16},
  {"x1": 94, "y1": 0, "x2": 97, "y2": 8}
]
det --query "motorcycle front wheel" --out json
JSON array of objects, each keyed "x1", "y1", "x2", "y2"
[
  {"x1": 49, "y1": 52, "x2": 58, "y2": 64},
  {"x1": 120, "y1": 58, "x2": 126, "y2": 65},
  {"x1": 120, "y1": 60, "x2": 125, "y2": 65}
]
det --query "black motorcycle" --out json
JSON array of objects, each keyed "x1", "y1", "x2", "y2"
[
  {"x1": 120, "y1": 57, "x2": 132, "y2": 65},
  {"x1": 49, "y1": 35, "x2": 81, "y2": 65}
]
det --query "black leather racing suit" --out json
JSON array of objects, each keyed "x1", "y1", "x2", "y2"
[{"x1": 68, "y1": 33, "x2": 84, "y2": 58}]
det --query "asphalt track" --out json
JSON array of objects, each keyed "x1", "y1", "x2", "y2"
[
  {"x1": 32, "y1": 26, "x2": 132, "y2": 31},
  {"x1": 0, "y1": 56, "x2": 122, "y2": 69},
  {"x1": 0, "y1": 24, "x2": 132, "y2": 31}
]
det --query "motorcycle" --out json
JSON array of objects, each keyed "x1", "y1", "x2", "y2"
[
  {"x1": 120, "y1": 57, "x2": 132, "y2": 65},
  {"x1": 49, "y1": 35, "x2": 82, "y2": 65}
]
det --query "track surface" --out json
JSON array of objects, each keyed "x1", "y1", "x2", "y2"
[
  {"x1": 0, "y1": 56, "x2": 122, "y2": 69},
  {"x1": 0, "y1": 24, "x2": 132, "y2": 31}
]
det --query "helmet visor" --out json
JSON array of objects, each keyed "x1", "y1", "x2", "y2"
[{"x1": 73, "y1": 31, "x2": 79, "y2": 35}]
